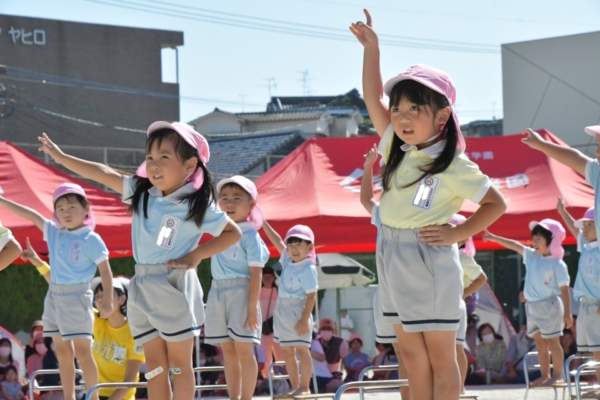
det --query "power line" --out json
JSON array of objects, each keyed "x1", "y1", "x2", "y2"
[{"x1": 83, "y1": 0, "x2": 499, "y2": 54}]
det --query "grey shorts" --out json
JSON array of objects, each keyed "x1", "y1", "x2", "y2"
[
  {"x1": 577, "y1": 297, "x2": 600, "y2": 352},
  {"x1": 273, "y1": 298, "x2": 312, "y2": 347},
  {"x1": 373, "y1": 290, "x2": 397, "y2": 344},
  {"x1": 128, "y1": 264, "x2": 204, "y2": 345},
  {"x1": 456, "y1": 300, "x2": 467, "y2": 346},
  {"x1": 526, "y1": 295, "x2": 564, "y2": 339},
  {"x1": 43, "y1": 283, "x2": 94, "y2": 340},
  {"x1": 204, "y1": 278, "x2": 261, "y2": 345},
  {"x1": 376, "y1": 225, "x2": 463, "y2": 332}
]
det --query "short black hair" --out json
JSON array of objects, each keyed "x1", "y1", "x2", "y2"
[
  {"x1": 286, "y1": 237, "x2": 312, "y2": 245},
  {"x1": 54, "y1": 193, "x2": 89, "y2": 209},
  {"x1": 531, "y1": 224, "x2": 553, "y2": 246},
  {"x1": 94, "y1": 283, "x2": 127, "y2": 316}
]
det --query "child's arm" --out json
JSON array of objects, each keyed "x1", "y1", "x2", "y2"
[
  {"x1": 295, "y1": 292, "x2": 316, "y2": 336},
  {"x1": 245, "y1": 267, "x2": 262, "y2": 331},
  {"x1": 97, "y1": 260, "x2": 114, "y2": 318},
  {"x1": 262, "y1": 220, "x2": 286, "y2": 255},
  {"x1": 482, "y1": 230, "x2": 525, "y2": 255},
  {"x1": 166, "y1": 221, "x2": 242, "y2": 269},
  {"x1": 420, "y1": 186, "x2": 507, "y2": 246},
  {"x1": 556, "y1": 196, "x2": 579, "y2": 239},
  {"x1": 349, "y1": 9, "x2": 390, "y2": 136},
  {"x1": 0, "y1": 196, "x2": 46, "y2": 231},
  {"x1": 560, "y1": 285, "x2": 573, "y2": 329},
  {"x1": 360, "y1": 144, "x2": 378, "y2": 214},
  {"x1": 38, "y1": 133, "x2": 124, "y2": 194},
  {"x1": 463, "y1": 271, "x2": 487, "y2": 299},
  {"x1": 0, "y1": 238, "x2": 22, "y2": 272},
  {"x1": 109, "y1": 359, "x2": 143, "y2": 400},
  {"x1": 522, "y1": 129, "x2": 589, "y2": 176},
  {"x1": 21, "y1": 237, "x2": 51, "y2": 283}
]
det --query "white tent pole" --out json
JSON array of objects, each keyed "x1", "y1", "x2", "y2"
[{"x1": 315, "y1": 290, "x2": 320, "y2": 328}]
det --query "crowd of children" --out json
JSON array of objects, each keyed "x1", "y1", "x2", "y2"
[{"x1": 0, "y1": 7, "x2": 598, "y2": 400}]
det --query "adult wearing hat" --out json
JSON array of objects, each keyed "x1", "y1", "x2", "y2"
[
  {"x1": 317, "y1": 318, "x2": 348, "y2": 375},
  {"x1": 258, "y1": 266, "x2": 283, "y2": 378},
  {"x1": 91, "y1": 276, "x2": 145, "y2": 400}
]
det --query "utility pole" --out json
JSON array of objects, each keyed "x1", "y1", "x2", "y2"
[
  {"x1": 298, "y1": 70, "x2": 312, "y2": 97},
  {"x1": 262, "y1": 78, "x2": 277, "y2": 99},
  {"x1": 239, "y1": 94, "x2": 248, "y2": 112}
]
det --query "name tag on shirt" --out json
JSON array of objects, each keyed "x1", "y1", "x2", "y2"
[
  {"x1": 68, "y1": 241, "x2": 84, "y2": 263},
  {"x1": 112, "y1": 346, "x2": 126, "y2": 362},
  {"x1": 585, "y1": 257, "x2": 594, "y2": 277},
  {"x1": 543, "y1": 270, "x2": 554, "y2": 286},
  {"x1": 412, "y1": 175, "x2": 440, "y2": 210},
  {"x1": 224, "y1": 244, "x2": 239, "y2": 259},
  {"x1": 156, "y1": 216, "x2": 180, "y2": 249}
]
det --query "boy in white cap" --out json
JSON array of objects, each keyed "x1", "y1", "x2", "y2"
[
  {"x1": 557, "y1": 199, "x2": 600, "y2": 388},
  {"x1": 0, "y1": 183, "x2": 114, "y2": 400},
  {"x1": 484, "y1": 219, "x2": 571, "y2": 385},
  {"x1": 263, "y1": 222, "x2": 318, "y2": 397},
  {"x1": 206, "y1": 175, "x2": 269, "y2": 400}
]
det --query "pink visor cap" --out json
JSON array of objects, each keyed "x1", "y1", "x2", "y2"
[
  {"x1": 584, "y1": 124, "x2": 600, "y2": 137},
  {"x1": 136, "y1": 121, "x2": 210, "y2": 189},
  {"x1": 216, "y1": 175, "x2": 264, "y2": 230},
  {"x1": 284, "y1": 225, "x2": 316, "y2": 263},
  {"x1": 383, "y1": 64, "x2": 465, "y2": 151},
  {"x1": 52, "y1": 183, "x2": 96, "y2": 231},
  {"x1": 528, "y1": 218, "x2": 566, "y2": 259},
  {"x1": 574, "y1": 207, "x2": 595, "y2": 229},
  {"x1": 450, "y1": 213, "x2": 475, "y2": 257}
]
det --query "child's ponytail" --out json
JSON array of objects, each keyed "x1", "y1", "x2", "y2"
[{"x1": 180, "y1": 162, "x2": 216, "y2": 227}]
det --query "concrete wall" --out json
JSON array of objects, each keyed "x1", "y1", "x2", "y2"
[
  {"x1": 502, "y1": 31, "x2": 600, "y2": 156},
  {"x1": 0, "y1": 14, "x2": 183, "y2": 163}
]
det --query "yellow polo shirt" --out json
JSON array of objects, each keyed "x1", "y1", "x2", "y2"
[
  {"x1": 459, "y1": 252, "x2": 484, "y2": 288},
  {"x1": 378, "y1": 124, "x2": 490, "y2": 229},
  {"x1": 92, "y1": 311, "x2": 145, "y2": 400}
]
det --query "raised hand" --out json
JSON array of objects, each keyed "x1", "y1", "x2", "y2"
[
  {"x1": 364, "y1": 143, "x2": 379, "y2": 169},
  {"x1": 349, "y1": 9, "x2": 379, "y2": 47},
  {"x1": 521, "y1": 128, "x2": 546, "y2": 150},
  {"x1": 37, "y1": 133, "x2": 65, "y2": 162},
  {"x1": 557, "y1": 196, "x2": 566, "y2": 214},
  {"x1": 21, "y1": 237, "x2": 42, "y2": 265},
  {"x1": 482, "y1": 230, "x2": 494, "y2": 242}
]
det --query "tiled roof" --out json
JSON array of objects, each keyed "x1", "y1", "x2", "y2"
[
  {"x1": 234, "y1": 110, "x2": 326, "y2": 123},
  {"x1": 207, "y1": 130, "x2": 303, "y2": 180}
]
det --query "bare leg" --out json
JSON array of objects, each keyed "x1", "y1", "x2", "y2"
[
  {"x1": 392, "y1": 342, "x2": 411, "y2": 400},
  {"x1": 52, "y1": 337, "x2": 76, "y2": 400},
  {"x1": 281, "y1": 345, "x2": 300, "y2": 392},
  {"x1": 233, "y1": 341, "x2": 258, "y2": 400},
  {"x1": 456, "y1": 344, "x2": 467, "y2": 394},
  {"x1": 219, "y1": 341, "x2": 241, "y2": 400},
  {"x1": 531, "y1": 334, "x2": 550, "y2": 385},
  {"x1": 261, "y1": 333, "x2": 274, "y2": 378},
  {"x1": 73, "y1": 339, "x2": 99, "y2": 400},
  {"x1": 423, "y1": 330, "x2": 460, "y2": 400},
  {"x1": 594, "y1": 351, "x2": 600, "y2": 383},
  {"x1": 289, "y1": 346, "x2": 312, "y2": 395},
  {"x1": 394, "y1": 324, "x2": 433, "y2": 400},
  {"x1": 143, "y1": 337, "x2": 172, "y2": 400},
  {"x1": 166, "y1": 337, "x2": 195, "y2": 400},
  {"x1": 546, "y1": 337, "x2": 564, "y2": 384}
]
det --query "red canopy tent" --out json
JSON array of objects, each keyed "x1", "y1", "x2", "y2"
[
  {"x1": 256, "y1": 130, "x2": 594, "y2": 254},
  {"x1": 0, "y1": 142, "x2": 132, "y2": 262}
]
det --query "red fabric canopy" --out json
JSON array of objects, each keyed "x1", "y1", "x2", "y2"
[
  {"x1": 256, "y1": 130, "x2": 593, "y2": 254},
  {"x1": 0, "y1": 142, "x2": 132, "y2": 262}
]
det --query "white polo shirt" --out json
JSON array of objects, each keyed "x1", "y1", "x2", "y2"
[
  {"x1": 122, "y1": 176, "x2": 230, "y2": 265},
  {"x1": 522, "y1": 247, "x2": 570, "y2": 302},
  {"x1": 43, "y1": 220, "x2": 109, "y2": 285},
  {"x1": 574, "y1": 232, "x2": 600, "y2": 300},
  {"x1": 277, "y1": 252, "x2": 318, "y2": 299},
  {"x1": 210, "y1": 221, "x2": 269, "y2": 280}
]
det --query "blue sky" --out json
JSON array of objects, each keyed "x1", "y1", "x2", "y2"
[{"x1": 2, "y1": 0, "x2": 599, "y2": 127}]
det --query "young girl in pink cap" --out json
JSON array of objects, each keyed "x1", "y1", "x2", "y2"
[
  {"x1": 557, "y1": 200, "x2": 600, "y2": 390},
  {"x1": 484, "y1": 219, "x2": 572, "y2": 385},
  {"x1": 263, "y1": 222, "x2": 318, "y2": 397},
  {"x1": 206, "y1": 175, "x2": 269, "y2": 400},
  {"x1": 350, "y1": 9, "x2": 506, "y2": 400},
  {"x1": 38, "y1": 123, "x2": 242, "y2": 400},
  {"x1": 0, "y1": 182, "x2": 114, "y2": 400}
]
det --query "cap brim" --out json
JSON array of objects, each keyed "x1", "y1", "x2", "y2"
[
  {"x1": 574, "y1": 218, "x2": 593, "y2": 229},
  {"x1": 91, "y1": 276, "x2": 126, "y2": 293},
  {"x1": 285, "y1": 233, "x2": 313, "y2": 242},
  {"x1": 147, "y1": 121, "x2": 195, "y2": 149},
  {"x1": 383, "y1": 75, "x2": 445, "y2": 99},
  {"x1": 528, "y1": 221, "x2": 541, "y2": 231},
  {"x1": 584, "y1": 125, "x2": 600, "y2": 137}
]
